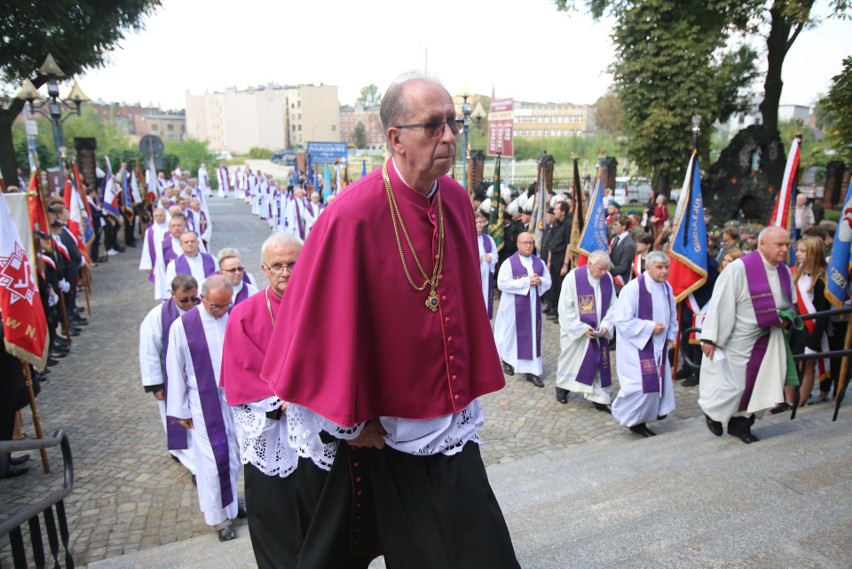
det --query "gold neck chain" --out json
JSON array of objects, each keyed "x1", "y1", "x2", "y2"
[
  {"x1": 265, "y1": 287, "x2": 277, "y2": 325},
  {"x1": 382, "y1": 164, "x2": 445, "y2": 312}
]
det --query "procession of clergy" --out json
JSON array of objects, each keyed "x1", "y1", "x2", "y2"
[{"x1": 483, "y1": 191, "x2": 805, "y2": 444}]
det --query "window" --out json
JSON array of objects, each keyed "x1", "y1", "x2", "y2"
[{"x1": 331, "y1": 125, "x2": 336, "y2": 132}]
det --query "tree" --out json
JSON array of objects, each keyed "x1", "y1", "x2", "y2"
[
  {"x1": 558, "y1": 0, "x2": 759, "y2": 193},
  {"x1": 594, "y1": 88, "x2": 622, "y2": 136},
  {"x1": 0, "y1": 0, "x2": 160, "y2": 182},
  {"x1": 356, "y1": 84, "x2": 382, "y2": 106},
  {"x1": 819, "y1": 56, "x2": 852, "y2": 164},
  {"x1": 352, "y1": 121, "x2": 367, "y2": 149}
]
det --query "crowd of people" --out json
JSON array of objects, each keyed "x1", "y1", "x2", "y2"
[{"x1": 473, "y1": 175, "x2": 843, "y2": 443}]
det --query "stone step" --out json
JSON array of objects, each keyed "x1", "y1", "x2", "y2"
[{"x1": 88, "y1": 404, "x2": 852, "y2": 568}]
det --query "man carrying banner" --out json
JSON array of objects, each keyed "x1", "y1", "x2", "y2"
[
  {"x1": 555, "y1": 250, "x2": 616, "y2": 409},
  {"x1": 698, "y1": 226, "x2": 797, "y2": 444}
]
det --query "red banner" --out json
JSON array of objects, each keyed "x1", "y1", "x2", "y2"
[
  {"x1": 488, "y1": 98, "x2": 514, "y2": 157},
  {"x1": 26, "y1": 171, "x2": 48, "y2": 233},
  {"x1": 1, "y1": 192, "x2": 49, "y2": 369}
]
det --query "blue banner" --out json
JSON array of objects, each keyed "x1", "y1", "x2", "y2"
[
  {"x1": 306, "y1": 142, "x2": 348, "y2": 165},
  {"x1": 577, "y1": 175, "x2": 609, "y2": 259},
  {"x1": 826, "y1": 179, "x2": 852, "y2": 307}
]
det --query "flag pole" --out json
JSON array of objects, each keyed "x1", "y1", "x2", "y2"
[
  {"x1": 19, "y1": 362, "x2": 50, "y2": 473},
  {"x1": 832, "y1": 318, "x2": 852, "y2": 421},
  {"x1": 673, "y1": 115, "x2": 702, "y2": 381}
]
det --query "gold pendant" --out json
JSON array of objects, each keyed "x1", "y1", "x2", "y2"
[{"x1": 425, "y1": 289, "x2": 439, "y2": 312}]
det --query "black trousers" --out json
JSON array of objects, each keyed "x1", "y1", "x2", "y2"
[
  {"x1": 245, "y1": 459, "x2": 328, "y2": 569},
  {"x1": 123, "y1": 215, "x2": 136, "y2": 246},
  {"x1": 298, "y1": 442, "x2": 520, "y2": 569}
]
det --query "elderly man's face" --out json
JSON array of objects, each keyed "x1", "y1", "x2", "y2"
[
  {"x1": 179, "y1": 232, "x2": 199, "y2": 256},
  {"x1": 391, "y1": 81, "x2": 458, "y2": 184},
  {"x1": 588, "y1": 261, "x2": 610, "y2": 279},
  {"x1": 168, "y1": 218, "x2": 186, "y2": 238},
  {"x1": 759, "y1": 229, "x2": 791, "y2": 266},
  {"x1": 646, "y1": 261, "x2": 670, "y2": 283},
  {"x1": 219, "y1": 256, "x2": 244, "y2": 286},
  {"x1": 153, "y1": 209, "x2": 166, "y2": 224},
  {"x1": 516, "y1": 233, "x2": 535, "y2": 257},
  {"x1": 262, "y1": 243, "x2": 301, "y2": 297},
  {"x1": 190, "y1": 201, "x2": 201, "y2": 212},
  {"x1": 201, "y1": 287, "x2": 231, "y2": 319}
]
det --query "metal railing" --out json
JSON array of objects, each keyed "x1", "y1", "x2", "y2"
[
  {"x1": 0, "y1": 430, "x2": 75, "y2": 569},
  {"x1": 680, "y1": 305, "x2": 852, "y2": 369}
]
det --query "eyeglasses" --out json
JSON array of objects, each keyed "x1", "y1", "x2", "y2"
[
  {"x1": 221, "y1": 267, "x2": 245, "y2": 273},
  {"x1": 394, "y1": 118, "x2": 464, "y2": 138},
  {"x1": 203, "y1": 299, "x2": 232, "y2": 311},
  {"x1": 264, "y1": 262, "x2": 296, "y2": 274}
]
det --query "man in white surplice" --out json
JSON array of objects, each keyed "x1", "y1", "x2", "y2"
[
  {"x1": 139, "y1": 207, "x2": 168, "y2": 282},
  {"x1": 166, "y1": 275, "x2": 243, "y2": 541},
  {"x1": 611, "y1": 251, "x2": 678, "y2": 438},
  {"x1": 494, "y1": 231, "x2": 552, "y2": 388},
  {"x1": 555, "y1": 250, "x2": 616, "y2": 410},
  {"x1": 698, "y1": 226, "x2": 796, "y2": 444},
  {"x1": 138, "y1": 274, "x2": 198, "y2": 475}
]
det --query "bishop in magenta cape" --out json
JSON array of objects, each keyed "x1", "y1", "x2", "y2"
[{"x1": 260, "y1": 159, "x2": 506, "y2": 427}]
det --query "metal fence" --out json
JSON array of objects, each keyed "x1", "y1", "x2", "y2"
[{"x1": 1, "y1": 430, "x2": 75, "y2": 569}]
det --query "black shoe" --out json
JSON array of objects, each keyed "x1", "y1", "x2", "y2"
[
  {"x1": 730, "y1": 431, "x2": 759, "y2": 444},
  {"x1": 217, "y1": 526, "x2": 237, "y2": 542},
  {"x1": 34, "y1": 371, "x2": 48, "y2": 382},
  {"x1": 48, "y1": 350, "x2": 67, "y2": 359},
  {"x1": 628, "y1": 423, "x2": 656, "y2": 437},
  {"x1": 71, "y1": 317, "x2": 87, "y2": 326},
  {"x1": 73, "y1": 306, "x2": 85, "y2": 314},
  {"x1": 9, "y1": 454, "x2": 30, "y2": 466},
  {"x1": 53, "y1": 337, "x2": 69, "y2": 348},
  {"x1": 681, "y1": 374, "x2": 699, "y2": 387},
  {"x1": 555, "y1": 388, "x2": 569, "y2": 404},
  {"x1": 593, "y1": 402, "x2": 612, "y2": 414},
  {"x1": 704, "y1": 414, "x2": 723, "y2": 436},
  {"x1": 526, "y1": 374, "x2": 544, "y2": 388},
  {"x1": 66, "y1": 329, "x2": 80, "y2": 337},
  {"x1": 657, "y1": 414, "x2": 667, "y2": 421},
  {"x1": 47, "y1": 358, "x2": 60, "y2": 367},
  {"x1": 769, "y1": 402, "x2": 791, "y2": 415},
  {"x1": 0, "y1": 464, "x2": 30, "y2": 478},
  {"x1": 502, "y1": 361, "x2": 515, "y2": 376},
  {"x1": 546, "y1": 313, "x2": 559, "y2": 321}
]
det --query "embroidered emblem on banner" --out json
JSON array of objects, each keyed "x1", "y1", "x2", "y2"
[{"x1": 0, "y1": 242, "x2": 35, "y2": 305}]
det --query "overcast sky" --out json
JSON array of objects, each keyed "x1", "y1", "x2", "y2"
[{"x1": 72, "y1": 0, "x2": 851, "y2": 111}]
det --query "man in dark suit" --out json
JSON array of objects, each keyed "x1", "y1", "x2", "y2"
[
  {"x1": 545, "y1": 200, "x2": 571, "y2": 321},
  {"x1": 609, "y1": 214, "x2": 636, "y2": 293},
  {"x1": 51, "y1": 206, "x2": 87, "y2": 328}
]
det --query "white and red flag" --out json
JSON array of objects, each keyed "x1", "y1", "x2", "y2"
[{"x1": 0, "y1": 191, "x2": 48, "y2": 369}]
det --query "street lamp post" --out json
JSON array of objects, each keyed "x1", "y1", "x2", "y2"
[
  {"x1": 16, "y1": 53, "x2": 90, "y2": 187},
  {"x1": 459, "y1": 87, "x2": 472, "y2": 191}
]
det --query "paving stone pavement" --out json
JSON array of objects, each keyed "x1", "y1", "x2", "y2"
[{"x1": 0, "y1": 195, "x2": 742, "y2": 566}]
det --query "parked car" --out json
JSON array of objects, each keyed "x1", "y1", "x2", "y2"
[
  {"x1": 615, "y1": 176, "x2": 652, "y2": 204},
  {"x1": 270, "y1": 150, "x2": 296, "y2": 166}
]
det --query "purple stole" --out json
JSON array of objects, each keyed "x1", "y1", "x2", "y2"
[
  {"x1": 574, "y1": 266, "x2": 613, "y2": 388},
  {"x1": 161, "y1": 234, "x2": 178, "y2": 267},
  {"x1": 198, "y1": 211, "x2": 208, "y2": 237},
  {"x1": 480, "y1": 234, "x2": 495, "y2": 319},
  {"x1": 241, "y1": 271, "x2": 251, "y2": 285},
  {"x1": 160, "y1": 299, "x2": 187, "y2": 450},
  {"x1": 185, "y1": 209, "x2": 195, "y2": 232},
  {"x1": 739, "y1": 252, "x2": 793, "y2": 411},
  {"x1": 232, "y1": 284, "x2": 249, "y2": 307},
  {"x1": 295, "y1": 198, "x2": 306, "y2": 239},
  {"x1": 509, "y1": 252, "x2": 545, "y2": 359},
  {"x1": 636, "y1": 274, "x2": 670, "y2": 394},
  {"x1": 147, "y1": 228, "x2": 156, "y2": 282},
  {"x1": 174, "y1": 253, "x2": 217, "y2": 278},
  {"x1": 180, "y1": 308, "x2": 234, "y2": 509}
]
